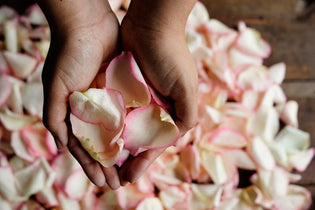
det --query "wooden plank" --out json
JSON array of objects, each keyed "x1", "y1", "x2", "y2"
[
  {"x1": 282, "y1": 81, "x2": 315, "y2": 99},
  {"x1": 200, "y1": 0, "x2": 315, "y2": 80}
]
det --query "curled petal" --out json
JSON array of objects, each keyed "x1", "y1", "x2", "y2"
[
  {"x1": 70, "y1": 114, "x2": 124, "y2": 167},
  {"x1": 247, "y1": 107, "x2": 279, "y2": 143},
  {"x1": 273, "y1": 185, "x2": 312, "y2": 210},
  {"x1": 288, "y1": 148, "x2": 314, "y2": 172},
  {"x1": 25, "y1": 5, "x2": 47, "y2": 25},
  {"x1": 280, "y1": 100, "x2": 299, "y2": 128},
  {"x1": 209, "y1": 128, "x2": 247, "y2": 148},
  {"x1": 223, "y1": 149, "x2": 256, "y2": 170},
  {"x1": 64, "y1": 168, "x2": 90, "y2": 200},
  {"x1": 275, "y1": 126, "x2": 310, "y2": 153},
  {"x1": 237, "y1": 65, "x2": 271, "y2": 92},
  {"x1": 123, "y1": 104, "x2": 179, "y2": 156},
  {"x1": 22, "y1": 82, "x2": 43, "y2": 117},
  {"x1": 268, "y1": 62, "x2": 286, "y2": 84},
  {"x1": 106, "y1": 52, "x2": 151, "y2": 108},
  {"x1": 236, "y1": 26, "x2": 271, "y2": 58},
  {"x1": 15, "y1": 158, "x2": 55, "y2": 198},
  {"x1": 229, "y1": 47, "x2": 263, "y2": 72},
  {"x1": 3, "y1": 51, "x2": 37, "y2": 79},
  {"x1": 202, "y1": 19, "x2": 234, "y2": 35},
  {"x1": 0, "y1": 166, "x2": 17, "y2": 201},
  {"x1": 69, "y1": 88, "x2": 125, "y2": 131},
  {"x1": 0, "y1": 108, "x2": 37, "y2": 131},
  {"x1": 247, "y1": 137, "x2": 275, "y2": 170},
  {"x1": 186, "y1": 1, "x2": 209, "y2": 30}
]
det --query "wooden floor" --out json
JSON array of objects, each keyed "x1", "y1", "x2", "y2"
[{"x1": 200, "y1": 0, "x2": 315, "y2": 208}]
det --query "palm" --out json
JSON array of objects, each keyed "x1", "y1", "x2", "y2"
[{"x1": 41, "y1": 1, "x2": 120, "y2": 187}]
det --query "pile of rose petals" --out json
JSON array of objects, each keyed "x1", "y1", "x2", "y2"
[{"x1": 0, "y1": 1, "x2": 314, "y2": 209}]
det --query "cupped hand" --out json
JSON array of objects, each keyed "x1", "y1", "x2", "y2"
[
  {"x1": 38, "y1": 0, "x2": 121, "y2": 188},
  {"x1": 118, "y1": 0, "x2": 198, "y2": 185}
]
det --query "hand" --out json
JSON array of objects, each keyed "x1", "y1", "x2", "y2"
[
  {"x1": 118, "y1": 0, "x2": 198, "y2": 185},
  {"x1": 38, "y1": 0, "x2": 121, "y2": 188}
]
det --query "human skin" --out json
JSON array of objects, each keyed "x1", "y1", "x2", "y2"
[{"x1": 37, "y1": 0, "x2": 198, "y2": 189}]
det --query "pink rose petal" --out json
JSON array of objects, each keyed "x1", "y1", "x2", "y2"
[
  {"x1": 247, "y1": 137, "x2": 275, "y2": 170},
  {"x1": 0, "y1": 166, "x2": 17, "y2": 201},
  {"x1": 268, "y1": 62, "x2": 286, "y2": 84},
  {"x1": 209, "y1": 128, "x2": 247, "y2": 148},
  {"x1": 69, "y1": 88, "x2": 125, "y2": 131},
  {"x1": 136, "y1": 197, "x2": 163, "y2": 210},
  {"x1": 106, "y1": 52, "x2": 151, "y2": 108},
  {"x1": 236, "y1": 26, "x2": 271, "y2": 58},
  {"x1": 70, "y1": 114, "x2": 124, "y2": 167},
  {"x1": 123, "y1": 104, "x2": 179, "y2": 156},
  {"x1": 3, "y1": 51, "x2": 37, "y2": 79},
  {"x1": 64, "y1": 168, "x2": 90, "y2": 200}
]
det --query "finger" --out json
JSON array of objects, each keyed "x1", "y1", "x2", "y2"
[
  {"x1": 102, "y1": 166, "x2": 120, "y2": 190},
  {"x1": 169, "y1": 54, "x2": 198, "y2": 136},
  {"x1": 119, "y1": 148, "x2": 165, "y2": 184},
  {"x1": 67, "y1": 131, "x2": 105, "y2": 187}
]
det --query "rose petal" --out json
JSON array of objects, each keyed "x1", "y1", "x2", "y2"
[
  {"x1": 229, "y1": 47, "x2": 263, "y2": 72},
  {"x1": 273, "y1": 185, "x2": 312, "y2": 210},
  {"x1": 0, "y1": 166, "x2": 17, "y2": 201},
  {"x1": 136, "y1": 197, "x2": 164, "y2": 210},
  {"x1": 0, "y1": 6, "x2": 17, "y2": 24},
  {"x1": 247, "y1": 107, "x2": 279, "y2": 143},
  {"x1": 51, "y1": 152, "x2": 81, "y2": 189},
  {"x1": 186, "y1": 1, "x2": 209, "y2": 30},
  {"x1": 237, "y1": 65, "x2": 271, "y2": 92},
  {"x1": 70, "y1": 114, "x2": 124, "y2": 167},
  {"x1": 159, "y1": 186, "x2": 189, "y2": 209},
  {"x1": 0, "y1": 108, "x2": 37, "y2": 131},
  {"x1": 22, "y1": 82, "x2": 43, "y2": 117},
  {"x1": 15, "y1": 158, "x2": 55, "y2": 198},
  {"x1": 57, "y1": 192, "x2": 81, "y2": 210},
  {"x1": 280, "y1": 100, "x2": 298, "y2": 128},
  {"x1": 106, "y1": 52, "x2": 151, "y2": 108},
  {"x1": 64, "y1": 168, "x2": 90, "y2": 200},
  {"x1": 236, "y1": 26, "x2": 271, "y2": 58},
  {"x1": 179, "y1": 145, "x2": 201, "y2": 180},
  {"x1": 36, "y1": 187, "x2": 59, "y2": 208},
  {"x1": 3, "y1": 51, "x2": 37, "y2": 79},
  {"x1": 209, "y1": 128, "x2": 247, "y2": 148},
  {"x1": 289, "y1": 148, "x2": 314, "y2": 172},
  {"x1": 3, "y1": 20, "x2": 18, "y2": 53},
  {"x1": 223, "y1": 149, "x2": 256, "y2": 170},
  {"x1": 69, "y1": 88, "x2": 125, "y2": 131},
  {"x1": 25, "y1": 5, "x2": 47, "y2": 25},
  {"x1": 0, "y1": 74, "x2": 11, "y2": 106},
  {"x1": 123, "y1": 104, "x2": 179, "y2": 156},
  {"x1": 247, "y1": 137, "x2": 275, "y2": 170},
  {"x1": 202, "y1": 19, "x2": 233, "y2": 35},
  {"x1": 268, "y1": 62, "x2": 286, "y2": 84},
  {"x1": 191, "y1": 184, "x2": 223, "y2": 208},
  {"x1": 275, "y1": 126, "x2": 310, "y2": 153},
  {"x1": 10, "y1": 131, "x2": 35, "y2": 162}
]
